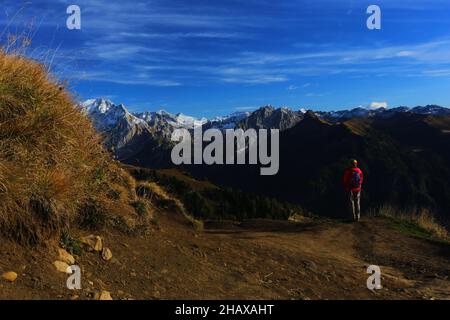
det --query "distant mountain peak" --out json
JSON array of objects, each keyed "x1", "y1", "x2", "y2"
[
  {"x1": 82, "y1": 98, "x2": 116, "y2": 113},
  {"x1": 304, "y1": 110, "x2": 318, "y2": 119},
  {"x1": 411, "y1": 105, "x2": 450, "y2": 115},
  {"x1": 237, "y1": 105, "x2": 303, "y2": 131},
  {"x1": 258, "y1": 105, "x2": 276, "y2": 113}
]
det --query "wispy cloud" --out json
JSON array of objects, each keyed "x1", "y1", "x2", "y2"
[
  {"x1": 229, "y1": 39, "x2": 450, "y2": 67},
  {"x1": 3, "y1": 0, "x2": 450, "y2": 113},
  {"x1": 6, "y1": 0, "x2": 450, "y2": 87},
  {"x1": 69, "y1": 70, "x2": 181, "y2": 87},
  {"x1": 222, "y1": 75, "x2": 288, "y2": 85},
  {"x1": 423, "y1": 69, "x2": 450, "y2": 77},
  {"x1": 118, "y1": 32, "x2": 248, "y2": 40},
  {"x1": 45, "y1": 36, "x2": 450, "y2": 86},
  {"x1": 306, "y1": 92, "x2": 325, "y2": 98}
]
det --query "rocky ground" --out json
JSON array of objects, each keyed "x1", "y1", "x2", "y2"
[{"x1": 0, "y1": 211, "x2": 449, "y2": 300}]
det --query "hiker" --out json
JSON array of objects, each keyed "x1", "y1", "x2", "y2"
[{"x1": 343, "y1": 159, "x2": 364, "y2": 221}]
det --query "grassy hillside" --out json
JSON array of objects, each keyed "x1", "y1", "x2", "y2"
[{"x1": 0, "y1": 51, "x2": 144, "y2": 244}]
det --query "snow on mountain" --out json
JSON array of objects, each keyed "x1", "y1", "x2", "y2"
[
  {"x1": 207, "y1": 111, "x2": 252, "y2": 130},
  {"x1": 317, "y1": 105, "x2": 450, "y2": 123},
  {"x1": 80, "y1": 98, "x2": 450, "y2": 164},
  {"x1": 79, "y1": 98, "x2": 152, "y2": 159},
  {"x1": 82, "y1": 99, "x2": 450, "y2": 136},
  {"x1": 410, "y1": 105, "x2": 450, "y2": 116},
  {"x1": 174, "y1": 113, "x2": 208, "y2": 127},
  {"x1": 80, "y1": 98, "x2": 147, "y2": 131},
  {"x1": 134, "y1": 110, "x2": 207, "y2": 130}
]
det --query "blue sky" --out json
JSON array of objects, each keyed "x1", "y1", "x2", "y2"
[{"x1": 1, "y1": 0, "x2": 450, "y2": 117}]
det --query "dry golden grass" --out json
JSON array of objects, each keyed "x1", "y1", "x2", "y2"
[
  {"x1": 0, "y1": 50, "x2": 138, "y2": 244},
  {"x1": 343, "y1": 119, "x2": 371, "y2": 136},
  {"x1": 136, "y1": 181, "x2": 203, "y2": 230},
  {"x1": 136, "y1": 181, "x2": 172, "y2": 201},
  {"x1": 371, "y1": 205, "x2": 449, "y2": 240}
]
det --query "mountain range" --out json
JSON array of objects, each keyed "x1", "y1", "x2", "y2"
[
  {"x1": 79, "y1": 98, "x2": 450, "y2": 221},
  {"x1": 80, "y1": 99, "x2": 248, "y2": 161},
  {"x1": 80, "y1": 98, "x2": 450, "y2": 159}
]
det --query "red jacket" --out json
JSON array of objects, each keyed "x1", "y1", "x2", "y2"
[{"x1": 343, "y1": 167, "x2": 364, "y2": 193}]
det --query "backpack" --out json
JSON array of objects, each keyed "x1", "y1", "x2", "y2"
[{"x1": 350, "y1": 170, "x2": 361, "y2": 189}]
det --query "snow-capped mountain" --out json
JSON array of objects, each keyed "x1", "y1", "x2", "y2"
[
  {"x1": 81, "y1": 98, "x2": 147, "y2": 132},
  {"x1": 315, "y1": 106, "x2": 387, "y2": 122},
  {"x1": 134, "y1": 110, "x2": 208, "y2": 137},
  {"x1": 237, "y1": 105, "x2": 304, "y2": 131},
  {"x1": 204, "y1": 111, "x2": 251, "y2": 130},
  {"x1": 79, "y1": 98, "x2": 153, "y2": 159},
  {"x1": 133, "y1": 110, "x2": 176, "y2": 140},
  {"x1": 135, "y1": 110, "x2": 208, "y2": 128},
  {"x1": 172, "y1": 113, "x2": 208, "y2": 128},
  {"x1": 316, "y1": 105, "x2": 450, "y2": 123},
  {"x1": 79, "y1": 99, "x2": 218, "y2": 164},
  {"x1": 410, "y1": 105, "x2": 450, "y2": 116},
  {"x1": 81, "y1": 100, "x2": 450, "y2": 140},
  {"x1": 80, "y1": 98, "x2": 450, "y2": 168}
]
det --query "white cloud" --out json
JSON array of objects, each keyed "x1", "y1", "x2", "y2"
[
  {"x1": 287, "y1": 85, "x2": 298, "y2": 90},
  {"x1": 370, "y1": 102, "x2": 388, "y2": 109}
]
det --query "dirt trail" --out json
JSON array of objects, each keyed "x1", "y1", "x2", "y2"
[{"x1": 0, "y1": 213, "x2": 449, "y2": 300}]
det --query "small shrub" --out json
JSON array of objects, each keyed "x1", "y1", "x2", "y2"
[
  {"x1": 60, "y1": 230, "x2": 83, "y2": 256},
  {"x1": 136, "y1": 183, "x2": 153, "y2": 199},
  {"x1": 77, "y1": 200, "x2": 108, "y2": 230},
  {"x1": 149, "y1": 217, "x2": 160, "y2": 229},
  {"x1": 131, "y1": 200, "x2": 147, "y2": 216},
  {"x1": 106, "y1": 188, "x2": 121, "y2": 200}
]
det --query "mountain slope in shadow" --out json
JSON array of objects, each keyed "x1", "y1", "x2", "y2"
[{"x1": 188, "y1": 111, "x2": 450, "y2": 220}]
